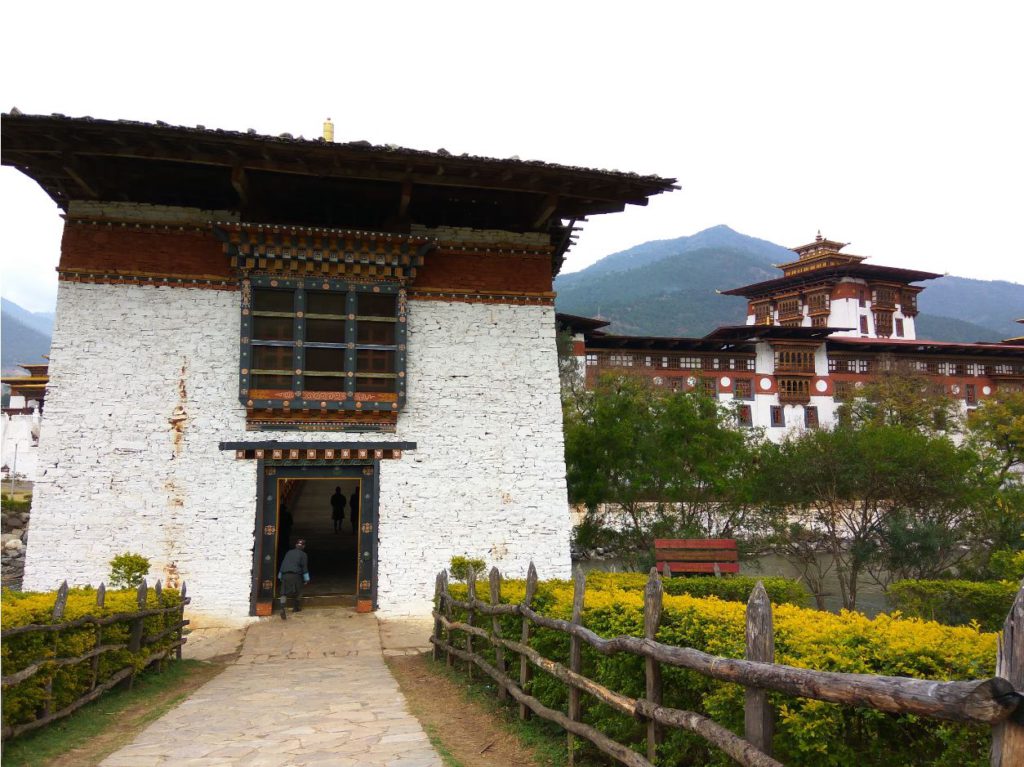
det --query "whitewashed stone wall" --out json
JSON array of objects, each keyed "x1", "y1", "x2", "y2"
[{"x1": 24, "y1": 282, "x2": 571, "y2": 623}]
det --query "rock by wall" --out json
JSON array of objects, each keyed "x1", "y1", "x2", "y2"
[
  {"x1": 24, "y1": 282, "x2": 571, "y2": 622},
  {"x1": 1, "y1": 499, "x2": 30, "y2": 588}
]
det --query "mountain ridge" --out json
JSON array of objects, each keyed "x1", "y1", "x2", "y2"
[{"x1": 555, "y1": 226, "x2": 1022, "y2": 342}]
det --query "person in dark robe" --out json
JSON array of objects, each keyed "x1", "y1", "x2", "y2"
[
  {"x1": 277, "y1": 539, "x2": 308, "y2": 620},
  {"x1": 330, "y1": 486, "x2": 346, "y2": 533},
  {"x1": 349, "y1": 487, "x2": 360, "y2": 534}
]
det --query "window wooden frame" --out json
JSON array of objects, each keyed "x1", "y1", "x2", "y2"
[
  {"x1": 770, "y1": 405, "x2": 785, "y2": 427},
  {"x1": 240, "y1": 276, "x2": 407, "y2": 415}
]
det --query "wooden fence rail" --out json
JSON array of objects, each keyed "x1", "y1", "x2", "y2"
[
  {"x1": 1, "y1": 579, "x2": 190, "y2": 739},
  {"x1": 431, "y1": 564, "x2": 1024, "y2": 767}
]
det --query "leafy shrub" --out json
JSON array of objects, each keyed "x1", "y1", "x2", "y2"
[
  {"x1": 584, "y1": 571, "x2": 809, "y2": 606},
  {"x1": 108, "y1": 552, "x2": 150, "y2": 589},
  {"x1": 1, "y1": 585, "x2": 184, "y2": 733},
  {"x1": 1, "y1": 494, "x2": 31, "y2": 513},
  {"x1": 446, "y1": 572, "x2": 995, "y2": 766},
  {"x1": 988, "y1": 550, "x2": 1024, "y2": 581},
  {"x1": 449, "y1": 555, "x2": 486, "y2": 582},
  {"x1": 887, "y1": 579, "x2": 1019, "y2": 631}
]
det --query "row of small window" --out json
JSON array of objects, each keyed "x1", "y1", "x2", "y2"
[
  {"x1": 735, "y1": 405, "x2": 818, "y2": 429},
  {"x1": 829, "y1": 358, "x2": 1024, "y2": 376},
  {"x1": 586, "y1": 353, "x2": 755, "y2": 371},
  {"x1": 653, "y1": 377, "x2": 756, "y2": 398}
]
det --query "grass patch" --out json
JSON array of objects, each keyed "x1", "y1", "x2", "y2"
[
  {"x1": 2, "y1": 659, "x2": 223, "y2": 767},
  {"x1": 425, "y1": 657, "x2": 601, "y2": 767},
  {"x1": 423, "y1": 723, "x2": 465, "y2": 767}
]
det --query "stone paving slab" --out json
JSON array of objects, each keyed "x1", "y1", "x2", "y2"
[{"x1": 100, "y1": 609, "x2": 442, "y2": 766}]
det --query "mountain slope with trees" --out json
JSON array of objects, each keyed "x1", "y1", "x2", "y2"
[
  {"x1": 555, "y1": 226, "x2": 1023, "y2": 341},
  {"x1": 1, "y1": 298, "x2": 53, "y2": 373}
]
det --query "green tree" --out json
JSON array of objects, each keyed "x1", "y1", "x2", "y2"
[
  {"x1": 836, "y1": 356, "x2": 961, "y2": 434},
  {"x1": 565, "y1": 374, "x2": 754, "y2": 567},
  {"x1": 756, "y1": 424, "x2": 989, "y2": 611}
]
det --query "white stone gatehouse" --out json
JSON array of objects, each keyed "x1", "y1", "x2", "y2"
[{"x1": 2, "y1": 112, "x2": 676, "y2": 622}]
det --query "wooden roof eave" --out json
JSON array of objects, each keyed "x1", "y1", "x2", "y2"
[{"x1": 2, "y1": 116, "x2": 678, "y2": 215}]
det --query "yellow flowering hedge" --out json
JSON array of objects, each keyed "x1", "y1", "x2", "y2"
[
  {"x1": 1, "y1": 586, "x2": 184, "y2": 731},
  {"x1": 446, "y1": 573, "x2": 995, "y2": 766}
]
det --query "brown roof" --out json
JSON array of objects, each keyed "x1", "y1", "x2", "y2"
[
  {"x1": 721, "y1": 263, "x2": 943, "y2": 298},
  {"x1": 1, "y1": 112, "x2": 678, "y2": 267}
]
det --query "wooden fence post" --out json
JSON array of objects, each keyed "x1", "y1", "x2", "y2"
[
  {"x1": 52, "y1": 581, "x2": 69, "y2": 621},
  {"x1": 45, "y1": 581, "x2": 69, "y2": 716},
  {"x1": 177, "y1": 582, "x2": 187, "y2": 661},
  {"x1": 519, "y1": 562, "x2": 538, "y2": 721},
  {"x1": 128, "y1": 581, "x2": 147, "y2": 690},
  {"x1": 745, "y1": 581, "x2": 775, "y2": 756},
  {"x1": 992, "y1": 579, "x2": 1024, "y2": 766},
  {"x1": 92, "y1": 583, "x2": 105, "y2": 690},
  {"x1": 154, "y1": 580, "x2": 164, "y2": 671},
  {"x1": 490, "y1": 567, "x2": 508, "y2": 702},
  {"x1": 466, "y1": 567, "x2": 477, "y2": 680},
  {"x1": 568, "y1": 569, "x2": 586, "y2": 766},
  {"x1": 433, "y1": 571, "x2": 444, "y2": 663},
  {"x1": 443, "y1": 571, "x2": 455, "y2": 668},
  {"x1": 644, "y1": 567, "x2": 664, "y2": 763}
]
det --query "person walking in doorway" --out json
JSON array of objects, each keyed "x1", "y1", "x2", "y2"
[
  {"x1": 349, "y1": 487, "x2": 360, "y2": 535},
  {"x1": 330, "y1": 486, "x2": 346, "y2": 534},
  {"x1": 278, "y1": 539, "x2": 309, "y2": 620}
]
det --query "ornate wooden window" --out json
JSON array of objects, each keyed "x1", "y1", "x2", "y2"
[
  {"x1": 753, "y1": 302, "x2": 771, "y2": 325},
  {"x1": 777, "y1": 377, "x2": 811, "y2": 403},
  {"x1": 774, "y1": 349, "x2": 815, "y2": 374},
  {"x1": 734, "y1": 378, "x2": 753, "y2": 400},
  {"x1": 834, "y1": 380, "x2": 854, "y2": 401},
  {"x1": 701, "y1": 377, "x2": 717, "y2": 397},
  {"x1": 860, "y1": 316, "x2": 869, "y2": 334},
  {"x1": 872, "y1": 287, "x2": 897, "y2": 308},
  {"x1": 806, "y1": 292, "x2": 830, "y2": 315},
  {"x1": 965, "y1": 384, "x2": 977, "y2": 405},
  {"x1": 679, "y1": 356, "x2": 701, "y2": 369},
  {"x1": 240, "y1": 277, "x2": 406, "y2": 426},
  {"x1": 585, "y1": 353, "x2": 598, "y2": 366},
  {"x1": 770, "y1": 405, "x2": 785, "y2": 427},
  {"x1": 901, "y1": 291, "x2": 919, "y2": 316},
  {"x1": 609, "y1": 354, "x2": 634, "y2": 367},
  {"x1": 777, "y1": 297, "x2": 802, "y2": 321},
  {"x1": 873, "y1": 310, "x2": 893, "y2": 337},
  {"x1": 804, "y1": 406, "x2": 819, "y2": 429},
  {"x1": 737, "y1": 405, "x2": 753, "y2": 427},
  {"x1": 894, "y1": 318, "x2": 905, "y2": 337},
  {"x1": 811, "y1": 315, "x2": 828, "y2": 328}
]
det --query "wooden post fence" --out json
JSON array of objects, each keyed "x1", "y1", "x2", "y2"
[
  {"x1": 644, "y1": 568, "x2": 664, "y2": 763},
  {"x1": 429, "y1": 561, "x2": 1024, "y2": 767},
  {"x1": 1, "y1": 578, "x2": 191, "y2": 740},
  {"x1": 993, "y1": 579, "x2": 1024, "y2": 766},
  {"x1": 490, "y1": 567, "x2": 508, "y2": 702},
  {"x1": 745, "y1": 581, "x2": 775, "y2": 756},
  {"x1": 568, "y1": 569, "x2": 585, "y2": 766},
  {"x1": 519, "y1": 562, "x2": 538, "y2": 721}
]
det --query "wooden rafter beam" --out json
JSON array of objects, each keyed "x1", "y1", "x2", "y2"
[
  {"x1": 61, "y1": 155, "x2": 99, "y2": 199},
  {"x1": 532, "y1": 194, "x2": 559, "y2": 229},
  {"x1": 398, "y1": 180, "x2": 413, "y2": 218},
  {"x1": 231, "y1": 165, "x2": 249, "y2": 207}
]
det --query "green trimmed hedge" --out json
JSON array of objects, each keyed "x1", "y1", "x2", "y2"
[
  {"x1": 1, "y1": 586, "x2": 184, "y2": 732},
  {"x1": 583, "y1": 571, "x2": 809, "y2": 606},
  {"x1": 887, "y1": 579, "x2": 1018, "y2": 632},
  {"x1": 446, "y1": 572, "x2": 995, "y2": 766}
]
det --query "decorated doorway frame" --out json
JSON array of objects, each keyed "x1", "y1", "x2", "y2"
[{"x1": 219, "y1": 440, "x2": 415, "y2": 616}]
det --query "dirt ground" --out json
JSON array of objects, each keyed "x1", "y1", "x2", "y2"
[
  {"x1": 43, "y1": 662, "x2": 225, "y2": 767},
  {"x1": 387, "y1": 653, "x2": 544, "y2": 767}
]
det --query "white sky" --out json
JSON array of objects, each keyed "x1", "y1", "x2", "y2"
[{"x1": 2, "y1": 1, "x2": 1022, "y2": 313}]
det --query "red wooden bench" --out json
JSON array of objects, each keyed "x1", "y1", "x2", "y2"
[{"x1": 654, "y1": 538, "x2": 739, "y2": 576}]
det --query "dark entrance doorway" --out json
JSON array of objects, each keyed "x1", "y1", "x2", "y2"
[
  {"x1": 251, "y1": 461, "x2": 378, "y2": 615},
  {"x1": 281, "y1": 478, "x2": 362, "y2": 597}
]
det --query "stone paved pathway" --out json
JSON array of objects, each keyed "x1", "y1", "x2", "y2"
[{"x1": 100, "y1": 609, "x2": 442, "y2": 767}]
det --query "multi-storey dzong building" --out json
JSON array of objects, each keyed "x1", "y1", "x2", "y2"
[
  {"x1": 566, "y1": 234, "x2": 1024, "y2": 436},
  {"x1": 1, "y1": 112, "x2": 675, "y2": 621}
]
